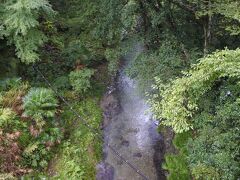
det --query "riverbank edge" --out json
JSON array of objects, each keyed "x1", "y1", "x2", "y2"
[
  {"x1": 42, "y1": 63, "x2": 111, "y2": 179},
  {"x1": 96, "y1": 67, "x2": 121, "y2": 179}
]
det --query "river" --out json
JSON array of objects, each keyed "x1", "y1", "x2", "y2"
[{"x1": 97, "y1": 43, "x2": 165, "y2": 180}]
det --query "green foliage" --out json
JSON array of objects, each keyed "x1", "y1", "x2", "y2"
[
  {"x1": 187, "y1": 127, "x2": 239, "y2": 180},
  {"x1": 0, "y1": 108, "x2": 27, "y2": 134},
  {"x1": 23, "y1": 88, "x2": 58, "y2": 126},
  {"x1": 22, "y1": 126, "x2": 63, "y2": 169},
  {"x1": 23, "y1": 142, "x2": 48, "y2": 168},
  {"x1": 105, "y1": 38, "x2": 137, "y2": 75},
  {"x1": 163, "y1": 133, "x2": 191, "y2": 180},
  {"x1": 191, "y1": 163, "x2": 220, "y2": 180},
  {"x1": 151, "y1": 48, "x2": 240, "y2": 179},
  {"x1": 69, "y1": 69, "x2": 95, "y2": 94},
  {"x1": 163, "y1": 154, "x2": 191, "y2": 180},
  {"x1": 187, "y1": 97, "x2": 240, "y2": 180},
  {"x1": 0, "y1": 173, "x2": 16, "y2": 180},
  {"x1": 0, "y1": 77, "x2": 22, "y2": 91},
  {"x1": 1, "y1": 0, "x2": 240, "y2": 178},
  {"x1": 54, "y1": 97, "x2": 102, "y2": 179},
  {"x1": 1, "y1": 83, "x2": 29, "y2": 110},
  {"x1": 0, "y1": 108, "x2": 16, "y2": 129},
  {"x1": 94, "y1": 0, "x2": 124, "y2": 43},
  {"x1": 151, "y1": 48, "x2": 240, "y2": 133},
  {"x1": 0, "y1": 80, "x2": 63, "y2": 173},
  {"x1": 126, "y1": 39, "x2": 185, "y2": 90},
  {"x1": 63, "y1": 40, "x2": 94, "y2": 67},
  {"x1": 1, "y1": 0, "x2": 55, "y2": 63},
  {"x1": 20, "y1": 118, "x2": 63, "y2": 170},
  {"x1": 53, "y1": 75, "x2": 71, "y2": 91},
  {"x1": 121, "y1": 0, "x2": 139, "y2": 31},
  {"x1": 189, "y1": 0, "x2": 240, "y2": 36},
  {"x1": 173, "y1": 132, "x2": 191, "y2": 150},
  {"x1": 105, "y1": 48, "x2": 121, "y2": 75}
]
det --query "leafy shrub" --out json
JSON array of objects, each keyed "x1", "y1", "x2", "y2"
[
  {"x1": 1, "y1": 83, "x2": 29, "y2": 111},
  {"x1": 23, "y1": 88, "x2": 58, "y2": 127},
  {"x1": 0, "y1": 77, "x2": 22, "y2": 91},
  {"x1": 0, "y1": 108, "x2": 27, "y2": 132},
  {"x1": 163, "y1": 154, "x2": 191, "y2": 180},
  {"x1": 23, "y1": 142, "x2": 50, "y2": 169},
  {"x1": 187, "y1": 126, "x2": 239, "y2": 180},
  {"x1": 0, "y1": 108, "x2": 15, "y2": 128},
  {"x1": 151, "y1": 48, "x2": 240, "y2": 133},
  {"x1": 191, "y1": 163, "x2": 220, "y2": 180},
  {"x1": 0, "y1": 108, "x2": 30, "y2": 175},
  {"x1": 53, "y1": 75, "x2": 71, "y2": 90},
  {"x1": 187, "y1": 99, "x2": 240, "y2": 180},
  {"x1": 22, "y1": 126, "x2": 63, "y2": 170},
  {"x1": 54, "y1": 98, "x2": 103, "y2": 179},
  {"x1": 54, "y1": 141, "x2": 86, "y2": 179},
  {"x1": 105, "y1": 48, "x2": 121, "y2": 75},
  {"x1": 155, "y1": 49, "x2": 240, "y2": 179},
  {"x1": 0, "y1": 173, "x2": 16, "y2": 180},
  {"x1": 163, "y1": 132, "x2": 191, "y2": 180},
  {"x1": 69, "y1": 68, "x2": 95, "y2": 94},
  {"x1": 173, "y1": 132, "x2": 191, "y2": 150},
  {"x1": 20, "y1": 123, "x2": 63, "y2": 170},
  {"x1": 63, "y1": 91, "x2": 79, "y2": 101},
  {"x1": 63, "y1": 40, "x2": 92, "y2": 67},
  {"x1": 126, "y1": 40, "x2": 185, "y2": 91},
  {"x1": 2, "y1": 0, "x2": 55, "y2": 63},
  {"x1": 121, "y1": 0, "x2": 139, "y2": 31}
]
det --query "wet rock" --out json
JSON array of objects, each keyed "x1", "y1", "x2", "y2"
[
  {"x1": 101, "y1": 92, "x2": 121, "y2": 128},
  {"x1": 133, "y1": 152, "x2": 142, "y2": 158},
  {"x1": 96, "y1": 162, "x2": 114, "y2": 180},
  {"x1": 121, "y1": 140, "x2": 130, "y2": 147},
  {"x1": 126, "y1": 128, "x2": 139, "y2": 134}
]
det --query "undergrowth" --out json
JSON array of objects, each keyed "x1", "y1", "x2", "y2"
[
  {"x1": 162, "y1": 132, "x2": 191, "y2": 180},
  {"x1": 53, "y1": 94, "x2": 103, "y2": 179}
]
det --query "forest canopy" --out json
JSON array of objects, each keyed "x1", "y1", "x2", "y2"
[{"x1": 0, "y1": 0, "x2": 240, "y2": 179}]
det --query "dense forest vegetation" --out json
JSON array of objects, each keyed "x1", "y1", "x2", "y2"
[{"x1": 0, "y1": 0, "x2": 240, "y2": 179}]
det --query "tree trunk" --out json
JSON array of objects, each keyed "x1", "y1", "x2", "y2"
[
  {"x1": 139, "y1": 0, "x2": 150, "y2": 49},
  {"x1": 203, "y1": 1, "x2": 212, "y2": 56}
]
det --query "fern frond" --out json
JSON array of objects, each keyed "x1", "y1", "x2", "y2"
[{"x1": 24, "y1": 142, "x2": 40, "y2": 154}]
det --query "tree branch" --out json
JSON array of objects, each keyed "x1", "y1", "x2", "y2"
[{"x1": 171, "y1": 0, "x2": 196, "y2": 14}]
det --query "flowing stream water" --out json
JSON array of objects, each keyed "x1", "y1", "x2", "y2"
[{"x1": 97, "y1": 43, "x2": 165, "y2": 180}]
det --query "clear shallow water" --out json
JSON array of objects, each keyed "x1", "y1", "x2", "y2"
[{"x1": 101, "y1": 43, "x2": 165, "y2": 180}]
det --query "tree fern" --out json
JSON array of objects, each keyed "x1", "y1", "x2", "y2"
[{"x1": 23, "y1": 88, "x2": 58, "y2": 123}]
